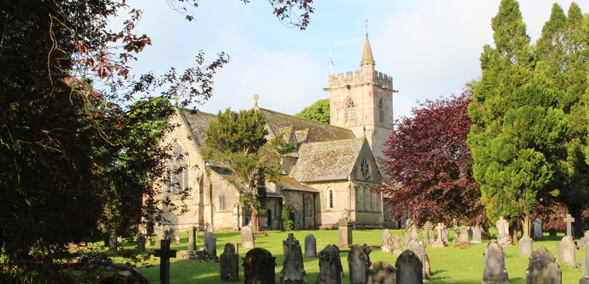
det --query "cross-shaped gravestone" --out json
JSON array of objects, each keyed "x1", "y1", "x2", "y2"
[
  {"x1": 154, "y1": 240, "x2": 177, "y2": 284},
  {"x1": 436, "y1": 223, "x2": 444, "y2": 242},
  {"x1": 563, "y1": 214, "x2": 575, "y2": 237}
]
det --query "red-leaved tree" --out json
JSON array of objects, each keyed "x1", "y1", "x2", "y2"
[{"x1": 376, "y1": 91, "x2": 485, "y2": 226}]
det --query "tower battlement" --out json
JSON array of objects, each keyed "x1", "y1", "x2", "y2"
[{"x1": 328, "y1": 70, "x2": 393, "y2": 90}]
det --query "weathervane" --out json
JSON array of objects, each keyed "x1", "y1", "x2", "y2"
[{"x1": 365, "y1": 19, "x2": 369, "y2": 36}]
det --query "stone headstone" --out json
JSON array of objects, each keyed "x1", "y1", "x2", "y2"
[
  {"x1": 280, "y1": 233, "x2": 305, "y2": 284},
  {"x1": 381, "y1": 230, "x2": 393, "y2": 253},
  {"x1": 392, "y1": 234, "x2": 403, "y2": 257},
  {"x1": 483, "y1": 240, "x2": 509, "y2": 284},
  {"x1": 188, "y1": 226, "x2": 197, "y2": 251},
  {"x1": 230, "y1": 240, "x2": 239, "y2": 255},
  {"x1": 472, "y1": 225, "x2": 482, "y2": 244},
  {"x1": 563, "y1": 214, "x2": 575, "y2": 238},
  {"x1": 154, "y1": 240, "x2": 177, "y2": 284},
  {"x1": 583, "y1": 231, "x2": 589, "y2": 277},
  {"x1": 109, "y1": 231, "x2": 117, "y2": 251},
  {"x1": 395, "y1": 250, "x2": 423, "y2": 284},
  {"x1": 220, "y1": 243, "x2": 240, "y2": 282},
  {"x1": 458, "y1": 225, "x2": 469, "y2": 244},
  {"x1": 348, "y1": 244, "x2": 372, "y2": 284},
  {"x1": 241, "y1": 225, "x2": 255, "y2": 248},
  {"x1": 532, "y1": 218, "x2": 543, "y2": 238},
  {"x1": 496, "y1": 217, "x2": 513, "y2": 247},
  {"x1": 205, "y1": 231, "x2": 217, "y2": 256},
  {"x1": 136, "y1": 233, "x2": 146, "y2": 252},
  {"x1": 205, "y1": 222, "x2": 214, "y2": 234},
  {"x1": 557, "y1": 236, "x2": 577, "y2": 268},
  {"x1": 442, "y1": 227, "x2": 449, "y2": 243},
  {"x1": 406, "y1": 238, "x2": 430, "y2": 280},
  {"x1": 423, "y1": 221, "x2": 434, "y2": 244},
  {"x1": 548, "y1": 228, "x2": 557, "y2": 238},
  {"x1": 173, "y1": 230, "x2": 181, "y2": 244},
  {"x1": 243, "y1": 248, "x2": 276, "y2": 284},
  {"x1": 317, "y1": 244, "x2": 343, "y2": 284},
  {"x1": 367, "y1": 261, "x2": 396, "y2": 284},
  {"x1": 338, "y1": 220, "x2": 353, "y2": 248},
  {"x1": 404, "y1": 234, "x2": 411, "y2": 245},
  {"x1": 305, "y1": 234, "x2": 317, "y2": 258},
  {"x1": 519, "y1": 234, "x2": 533, "y2": 257},
  {"x1": 526, "y1": 246, "x2": 561, "y2": 284},
  {"x1": 164, "y1": 226, "x2": 172, "y2": 241},
  {"x1": 433, "y1": 223, "x2": 446, "y2": 248},
  {"x1": 411, "y1": 224, "x2": 419, "y2": 239}
]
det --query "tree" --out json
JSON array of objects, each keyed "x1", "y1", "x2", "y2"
[
  {"x1": 294, "y1": 99, "x2": 330, "y2": 123},
  {"x1": 467, "y1": 0, "x2": 567, "y2": 239},
  {"x1": 202, "y1": 109, "x2": 294, "y2": 233},
  {"x1": 376, "y1": 92, "x2": 484, "y2": 226}
]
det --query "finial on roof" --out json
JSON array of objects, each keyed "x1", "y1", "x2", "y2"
[
  {"x1": 365, "y1": 19, "x2": 369, "y2": 36},
  {"x1": 361, "y1": 29, "x2": 375, "y2": 66},
  {"x1": 253, "y1": 94, "x2": 259, "y2": 108}
]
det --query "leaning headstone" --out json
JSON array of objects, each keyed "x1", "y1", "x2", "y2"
[
  {"x1": 395, "y1": 250, "x2": 423, "y2": 284},
  {"x1": 241, "y1": 225, "x2": 255, "y2": 248},
  {"x1": 496, "y1": 216, "x2": 513, "y2": 247},
  {"x1": 317, "y1": 244, "x2": 343, "y2": 284},
  {"x1": 519, "y1": 234, "x2": 533, "y2": 257},
  {"x1": 392, "y1": 234, "x2": 403, "y2": 257},
  {"x1": 367, "y1": 261, "x2": 396, "y2": 284},
  {"x1": 109, "y1": 231, "x2": 117, "y2": 251},
  {"x1": 381, "y1": 230, "x2": 393, "y2": 253},
  {"x1": 154, "y1": 240, "x2": 177, "y2": 284},
  {"x1": 526, "y1": 246, "x2": 561, "y2": 284},
  {"x1": 205, "y1": 231, "x2": 217, "y2": 257},
  {"x1": 423, "y1": 221, "x2": 434, "y2": 244},
  {"x1": 188, "y1": 226, "x2": 197, "y2": 251},
  {"x1": 136, "y1": 233, "x2": 146, "y2": 252},
  {"x1": 338, "y1": 220, "x2": 353, "y2": 248},
  {"x1": 230, "y1": 240, "x2": 239, "y2": 255},
  {"x1": 482, "y1": 240, "x2": 509, "y2": 284},
  {"x1": 406, "y1": 238, "x2": 430, "y2": 280},
  {"x1": 348, "y1": 244, "x2": 372, "y2": 284},
  {"x1": 220, "y1": 243, "x2": 240, "y2": 282},
  {"x1": 557, "y1": 236, "x2": 577, "y2": 268},
  {"x1": 472, "y1": 225, "x2": 482, "y2": 244},
  {"x1": 532, "y1": 218, "x2": 543, "y2": 238},
  {"x1": 243, "y1": 248, "x2": 276, "y2": 284},
  {"x1": 432, "y1": 223, "x2": 446, "y2": 248},
  {"x1": 280, "y1": 233, "x2": 305, "y2": 284},
  {"x1": 305, "y1": 234, "x2": 317, "y2": 258}
]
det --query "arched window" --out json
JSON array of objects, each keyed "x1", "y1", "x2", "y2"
[
  {"x1": 305, "y1": 198, "x2": 313, "y2": 218},
  {"x1": 346, "y1": 100, "x2": 356, "y2": 122},
  {"x1": 168, "y1": 143, "x2": 188, "y2": 195},
  {"x1": 219, "y1": 193, "x2": 225, "y2": 211},
  {"x1": 329, "y1": 189, "x2": 334, "y2": 209},
  {"x1": 379, "y1": 98, "x2": 385, "y2": 123}
]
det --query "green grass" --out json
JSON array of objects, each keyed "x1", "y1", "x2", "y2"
[{"x1": 107, "y1": 229, "x2": 584, "y2": 283}]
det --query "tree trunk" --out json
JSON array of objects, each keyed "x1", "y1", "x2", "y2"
[
  {"x1": 567, "y1": 204, "x2": 584, "y2": 239},
  {"x1": 251, "y1": 206, "x2": 260, "y2": 234},
  {"x1": 509, "y1": 223, "x2": 518, "y2": 244},
  {"x1": 522, "y1": 214, "x2": 531, "y2": 238}
]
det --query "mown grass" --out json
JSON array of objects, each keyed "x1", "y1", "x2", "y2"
[{"x1": 108, "y1": 229, "x2": 585, "y2": 283}]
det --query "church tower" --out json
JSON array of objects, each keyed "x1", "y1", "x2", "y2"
[{"x1": 326, "y1": 35, "x2": 394, "y2": 165}]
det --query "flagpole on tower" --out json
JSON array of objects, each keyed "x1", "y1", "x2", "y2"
[{"x1": 329, "y1": 50, "x2": 334, "y2": 75}]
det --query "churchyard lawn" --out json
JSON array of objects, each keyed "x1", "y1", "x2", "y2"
[{"x1": 109, "y1": 229, "x2": 584, "y2": 283}]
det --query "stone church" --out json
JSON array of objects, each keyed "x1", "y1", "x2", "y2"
[{"x1": 152, "y1": 35, "x2": 396, "y2": 232}]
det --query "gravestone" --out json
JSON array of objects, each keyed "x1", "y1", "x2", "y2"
[
  {"x1": 526, "y1": 246, "x2": 561, "y2": 284},
  {"x1": 381, "y1": 230, "x2": 393, "y2": 253},
  {"x1": 496, "y1": 216, "x2": 513, "y2": 247},
  {"x1": 519, "y1": 234, "x2": 533, "y2": 257},
  {"x1": 411, "y1": 224, "x2": 419, "y2": 239},
  {"x1": 317, "y1": 244, "x2": 343, "y2": 284},
  {"x1": 532, "y1": 218, "x2": 543, "y2": 238},
  {"x1": 563, "y1": 214, "x2": 575, "y2": 238},
  {"x1": 205, "y1": 231, "x2": 217, "y2": 259},
  {"x1": 557, "y1": 236, "x2": 577, "y2": 268},
  {"x1": 136, "y1": 233, "x2": 146, "y2": 252},
  {"x1": 280, "y1": 233, "x2": 305, "y2": 284},
  {"x1": 472, "y1": 225, "x2": 482, "y2": 244},
  {"x1": 156, "y1": 225, "x2": 164, "y2": 247},
  {"x1": 205, "y1": 222, "x2": 214, "y2": 234},
  {"x1": 395, "y1": 250, "x2": 423, "y2": 284},
  {"x1": 458, "y1": 225, "x2": 469, "y2": 244},
  {"x1": 230, "y1": 240, "x2": 239, "y2": 255},
  {"x1": 164, "y1": 226, "x2": 172, "y2": 241},
  {"x1": 367, "y1": 261, "x2": 396, "y2": 284},
  {"x1": 338, "y1": 220, "x2": 353, "y2": 248},
  {"x1": 432, "y1": 223, "x2": 446, "y2": 248},
  {"x1": 406, "y1": 238, "x2": 430, "y2": 280},
  {"x1": 392, "y1": 234, "x2": 403, "y2": 257},
  {"x1": 582, "y1": 234, "x2": 589, "y2": 284},
  {"x1": 109, "y1": 231, "x2": 117, "y2": 251},
  {"x1": 548, "y1": 228, "x2": 557, "y2": 238},
  {"x1": 243, "y1": 248, "x2": 276, "y2": 284},
  {"x1": 305, "y1": 234, "x2": 317, "y2": 258},
  {"x1": 173, "y1": 230, "x2": 181, "y2": 244},
  {"x1": 442, "y1": 227, "x2": 449, "y2": 243},
  {"x1": 188, "y1": 226, "x2": 197, "y2": 251},
  {"x1": 220, "y1": 243, "x2": 240, "y2": 282},
  {"x1": 404, "y1": 234, "x2": 411, "y2": 245},
  {"x1": 241, "y1": 225, "x2": 255, "y2": 248},
  {"x1": 423, "y1": 221, "x2": 434, "y2": 244},
  {"x1": 348, "y1": 244, "x2": 372, "y2": 284},
  {"x1": 482, "y1": 240, "x2": 509, "y2": 284},
  {"x1": 154, "y1": 240, "x2": 177, "y2": 284}
]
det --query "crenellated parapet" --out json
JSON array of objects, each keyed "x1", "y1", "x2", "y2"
[{"x1": 327, "y1": 70, "x2": 393, "y2": 90}]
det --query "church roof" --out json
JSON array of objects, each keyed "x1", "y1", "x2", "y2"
[
  {"x1": 277, "y1": 175, "x2": 318, "y2": 193},
  {"x1": 289, "y1": 138, "x2": 364, "y2": 182},
  {"x1": 361, "y1": 35, "x2": 375, "y2": 66},
  {"x1": 259, "y1": 108, "x2": 355, "y2": 142},
  {"x1": 177, "y1": 109, "x2": 217, "y2": 147}
]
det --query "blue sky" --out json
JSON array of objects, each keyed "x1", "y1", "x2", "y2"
[{"x1": 121, "y1": 0, "x2": 588, "y2": 120}]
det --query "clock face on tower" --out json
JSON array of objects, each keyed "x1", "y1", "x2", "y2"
[{"x1": 360, "y1": 159, "x2": 370, "y2": 180}]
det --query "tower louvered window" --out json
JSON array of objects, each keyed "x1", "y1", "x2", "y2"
[{"x1": 347, "y1": 100, "x2": 356, "y2": 122}]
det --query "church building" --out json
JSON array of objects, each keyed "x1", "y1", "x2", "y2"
[{"x1": 152, "y1": 35, "x2": 396, "y2": 232}]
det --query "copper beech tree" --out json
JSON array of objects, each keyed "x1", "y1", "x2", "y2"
[{"x1": 376, "y1": 92, "x2": 485, "y2": 226}]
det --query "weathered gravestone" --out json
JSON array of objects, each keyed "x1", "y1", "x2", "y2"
[
  {"x1": 458, "y1": 225, "x2": 469, "y2": 244},
  {"x1": 411, "y1": 223, "x2": 419, "y2": 239},
  {"x1": 519, "y1": 234, "x2": 533, "y2": 258},
  {"x1": 367, "y1": 261, "x2": 396, "y2": 284},
  {"x1": 205, "y1": 222, "x2": 214, "y2": 234},
  {"x1": 432, "y1": 223, "x2": 446, "y2": 248},
  {"x1": 154, "y1": 240, "x2": 177, "y2": 284},
  {"x1": 526, "y1": 246, "x2": 561, "y2": 284},
  {"x1": 173, "y1": 230, "x2": 181, "y2": 244},
  {"x1": 205, "y1": 231, "x2": 217, "y2": 256},
  {"x1": 392, "y1": 234, "x2": 403, "y2": 257},
  {"x1": 243, "y1": 248, "x2": 276, "y2": 284},
  {"x1": 220, "y1": 243, "x2": 240, "y2": 282},
  {"x1": 483, "y1": 240, "x2": 509, "y2": 284},
  {"x1": 381, "y1": 229, "x2": 393, "y2": 253},
  {"x1": 280, "y1": 233, "x2": 305, "y2": 284},
  {"x1": 423, "y1": 221, "x2": 435, "y2": 244},
  {"x1": 188, "y1": 226, "x2": 197, "y2": 251},
  {"x1": 563, "y1": 214, "x2": 575, "y2": 238},
  {"x1": 241, "y1": 225, "x2": 255, "y2": 248},
  {"x1": 496, "y1": 216, "x2": 513, "y2": 247},
  {"x1": 136, "y1": 233, "x2": 146, "y2": 252},
  {"x1": 316, "y1": 245, "x2": 344, "y2": 284},
  {"x1": 317, "y1": 244, "x2": 343, "y2": 284},
  {"x1": 230, "y1": 240, "x2": 239, "y2": 255},
  {"x1": 548, "y1": 228, "x2": 557, "y2": 238},
  {"x1": 442, "y1": 226, "x2": 449, "y2": 244},
  {"x1": 404, "y1": 234, "x2": 412, "y2": 245},
  {"x1": 472, "y1": 225, "x2": 482, "y2": 244},
  {"x1": 406, "y1": 238, "x2": 431, "y2": 280},
  {"x1": 581, "y1": 234, "x2": 589, "y2": 284},
  {"x1": 305, "y1": 234, "x2": 317, "y2": 258},
  {"x1": 395, "y1": 250, "x2": 423, "y2": 284},
  {"x1": 532, "y1": 218, "x2": 543, "y2": 238},
  {"x1": 348, "y1": 244, "x2": 372, "y2": 284},
  {"x1": 109, "y1": 231, "x2": 117, "y2": 251},
  {"x1": 339, "y1": 220, "x2": 353, "y2": 248},
  {"x1": 557, "y1": 236, "x2": 577, "y2": 268}
]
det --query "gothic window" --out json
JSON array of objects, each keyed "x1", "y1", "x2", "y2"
[
  {"x1": 219, "y1": 193, "x2": 225, "y2": 211},
  {"x1": 329, "y1": 189, "x2": 334, "y2": 209},
  {"x1": 360, "y1": 159, "x2": 371, "y2": 180},
  {"x1": 305, "y1": 198, "x2": 313, "y2": 218},
  {"x1": 346, "y1": 100, "x2": 356, "y2": 122},
  {"x1": 168, "y1": 143, "x2": 188, "y2": 195},
  {"x1": 379, "y1": 98, "x2": 385, "y2": 123}
]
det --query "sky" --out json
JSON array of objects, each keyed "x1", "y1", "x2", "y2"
[{"x1": 119, "y1": 0, "x2": 588, "y2": 120}]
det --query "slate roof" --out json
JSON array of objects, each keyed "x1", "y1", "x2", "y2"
[
  {"x1": 276, "y1": 175, "x2": 318, "y2": 192},
  {"x1": 289, "y1": 138, "x2": 364, "y2": 182},
  {"x1": 178, "y1": 108, "x2": 216, "y2": 147}
]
